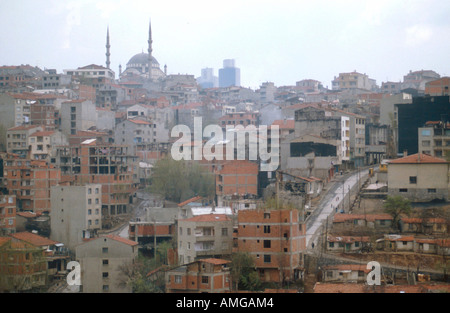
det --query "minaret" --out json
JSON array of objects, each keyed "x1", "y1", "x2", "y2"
[
  {"x1": 106, "y1": 26, "x2": 111, "y2": 69},
  {"x1": 147, "y1": 19, "x2": 153, "y2": 80}
]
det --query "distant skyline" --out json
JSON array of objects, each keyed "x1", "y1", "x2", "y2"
[{"x1": 1, "y1": 0, "x2": 450, "y2": 89}]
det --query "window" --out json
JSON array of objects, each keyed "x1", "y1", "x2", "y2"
[
  {"x1": 409, "y1": 176, "x2": 417, "y2": 184},
  {"x1": 175, "y1": 275, "x2": 182, "y2": 284},
  {"x1": 399, "y1": 188, "x2": 408, "y2": 193},
  {"x1": 201, "y1": 276, "x2": 209, "y2": 284},
  {"x1": 187, "y1": 228, "x2": 191, "y2": 236},
  {"x1": 263, "y1": 240, "x2": 271, "y2": 248},
  {"x1": 263, "y1": 255, "x2": 271, "y2": 263},
  {"x1": 329, "y1": 242, "x2": 335, "y2": 248},
  {"x1": 102, "y1": 247, "x2": 108, "y2": 254},
  {"x1": 102, "y1": 259, "x2": 109, "y2": 265},
  {"x1": 264, "y1": 213, "x2": 270, "y2": 219},
  {"x1": 428, "y1": 189, "x2": 436, "y2": 193},
  {"x1": 222, "y1": 228, "x2": 228, "y2": 236},
  {"x1": 264, "y1": 225, "x2": 271, "y2": 233},
  {"x1": 102, "y1": 272, "x2": 109, "y2": 278},
  {"x1": 102, "y1": 285, "x2": 109, "y2": 291}
]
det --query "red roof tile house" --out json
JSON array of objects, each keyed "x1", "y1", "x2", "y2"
[
  {"x1": 387, "y1": 153, "x2": 449, "y2": 202},
  {"x1": 327, "y1": 235, "x2": 371, "y2": 253},
  {"x1": 165, "y1": 258, "x2": 231, "y2": 293},
  {"x1": 321, "y1": 264, "x2": 371, "y2": 283},
  {"x1": 0, "y1": 235, "x2": 47, "y2": 292},
  {"x1": 332, "y1": 213, "x2": 393, "y2": 230}
]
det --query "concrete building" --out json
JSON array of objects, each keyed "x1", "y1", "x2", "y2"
[
  {"x1": 425, "y1": 77, "x2": 450, "y2": 96},
  {"x1": 237, "y1": 208, "x2": 306, "y2": 283},
  {"x1": 114, "y1": 117, "x2": 155, "y2": 148},
  {"x1": 0, "y1": 195, "x2": 16, "y2": 235},
  {"x1": 331, "y1": 71, "x2": 377, "y2": 91},
  {"x1": 387, "y1": 153, "x2": 449, "y2": 202},
  {"x1": 418, "y1": 121, "x2": 450, "y2": 158},
  {"x1": 381, "y1": 81, "x2": 403, "y2": 94},
  {"x1": 402, "y1": 69, "x2": 440, "y2": 91},
  {"x1": 60, "y1": 99, "x2": 97, "y2": 136},
  {"x1": 75, "y1": 235, "x2": 138, "y2": 293},
  {"x1": 177, "y1": 214, "x2": 233, "y2": 265},
  {"x1": 41, "y1": 69, "x2": 71, "y2": 89},
  {"x1": 6, "y1": 125, "x2": 43, "y2": 157},
  {"x1": 215, "y1": 160, "x2": 259, "y2": 206},
  {"x1": 395, "y1": 95, "x2": 450, "y2": 155},
  {"x1": 64, "y1": 64, "x2": 115, "y2": 88},
  {"x1": 50, "y1": 184, "x2": 102, "y2": 250},
  {"x1": 50, "y1": 139, "x2": 138, "y2": 225},
  {"x1": 28, "y1": 130, "x2": 68, "y2": 161},
  {"x1": 3, "y1": 155, "x2": 61, "y2": 212},
  {"x1": 258, "y1": 82, "x2": 276, "y2": 104}
]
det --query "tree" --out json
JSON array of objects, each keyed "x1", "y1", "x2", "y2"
[
  {"x1": 230, "y1": 252, "x2": 262, "y2": 291},
  {"x1": 383, "y1": 195, "x2": 412, "y2": 231},
  {"x1": 149, "y1": 157, "x2": 215, "y2": 203}
]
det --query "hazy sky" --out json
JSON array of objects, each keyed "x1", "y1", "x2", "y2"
[{"x1": 1, "y1": 0, "x2": 449, "y2": 89}]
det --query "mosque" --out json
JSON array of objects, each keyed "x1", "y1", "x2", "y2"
[{"x1": 105, "y1": 20, "x2": 167, "y2": 84}]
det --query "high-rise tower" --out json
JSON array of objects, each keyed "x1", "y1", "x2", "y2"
[{"x1": 106, "y1": 27, "x2": 111, "y2": 69}]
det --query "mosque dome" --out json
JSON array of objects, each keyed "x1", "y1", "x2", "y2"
[{"x1": 127, "y1": 52, "x2": 159, "y2": 67}]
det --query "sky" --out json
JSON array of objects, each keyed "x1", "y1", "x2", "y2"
[{"x1": 1, "y1": 0, "x2": 449, "y2": 90}]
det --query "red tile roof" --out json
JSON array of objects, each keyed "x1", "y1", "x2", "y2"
[
  {"x1": 184, "y1": 214, "x2": 230, "y2": 223},
  {"x1": 272, "y1": 119, "x2": 295, "y2": 129},
  {"x1": 104, "y1": 234, "x2": 138, "y2": 246},
  {"x1": 0, "y1": 237, "x2": 11, "y2": 247},
  {"x1": 333, "y1": 213, "x2": 393, "y2": 223},
  {"x1": 199, "y1": 258, "x2": 231, "y2": 265},
  {"x1": 10, "y1": 231, "x2": 60, "y2": 247},
  {"x1": 388, "y1": 153, "x2": 448, "y2": 164}
]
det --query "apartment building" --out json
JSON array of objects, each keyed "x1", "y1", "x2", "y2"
[
  {"x1": 50, "y1": 139, "x2": 138, "y2": 223},
  {"x1": 418, "y1": 121, "x2": 450, "y2": 158},
  {"x1": 425, "y1": 77, "x2": 450, "y2": 96},
  {"x1": 215, "y1": 160, "x2": 259, "y2": 206},
  {"x1": 0, "y1": 236, "x2": 47, "y2": 292},
  {"x1": 75, "y1": 235, "x2": 138, "y2": 293},
  {"x1": 177, "y1": 214, "x2": 233, "y2": 265},
  {"x1": 64, "y1": 64, "x2": 115, "y2": 88},
  {"x1": 219, "y1": 112, "x2": 259, "y2": 130},
  {"x1": 6, "y1": 125, "x2": 43, "y2": 157},
  {"x1": 0, "y1": 195, "x2": 16, "y2": 235},
  {"x1": 3, "y1": 155, "x2": 61, "y2": 212},
  {"x1": 331, "y1": 71, "x2": 377, "y2": 91},
  {"x1": 165, "y1": 258, "x2": 231, "y2": 293},
  {"x1": 114, "y1": 117, "x2": 156, "y2": 147},
  {"x1": 237, "y1": 208, "x2": 306, "y2": 283},
  {"x1": 28, "y1": 130, "x2": 68, "y2": 161},
  {"x1": 60, "y1": 99, "x2": 97, "y2": 136},
  {"x1": 50, "y1": 184, "x2": 102, "y2": 250}
]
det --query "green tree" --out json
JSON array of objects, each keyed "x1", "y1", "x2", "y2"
[
  {"x1": 383, "y1": 195, "x2": 412, "y2": 231},
  {"x1": 230, "y1": 252, "x2": 262, "y2": 291},
  {"x1": 149, "y1": 157, "x2": 215, "y2": 203}
]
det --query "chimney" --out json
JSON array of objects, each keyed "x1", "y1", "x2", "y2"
[{"x1": 403, "y1": 150, "x2": 408, "y2": 157}]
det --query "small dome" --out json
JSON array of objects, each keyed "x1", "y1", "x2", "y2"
[{"x1": 127, "y1": 52, "x2": 159, "y2": 67}]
